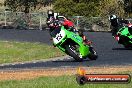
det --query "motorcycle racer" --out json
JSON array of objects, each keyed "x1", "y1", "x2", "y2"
[
  {"x1": 109, "y1": 15, "x2": 129, "y2": 36},
  {"x1": 46, "y1": 11, "x2": 92, "y2": 45}
]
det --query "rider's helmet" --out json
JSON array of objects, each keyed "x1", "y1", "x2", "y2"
[
  {"x1": 47, "y1": 10, "x2": 54, "y2": 19},
  {"x1": 109, "y1": 15, "x2": 117, "y2": 21}
]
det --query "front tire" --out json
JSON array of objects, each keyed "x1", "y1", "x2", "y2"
[{"x1": 65, "y1": 44, "x2": 83, "y2": 62}]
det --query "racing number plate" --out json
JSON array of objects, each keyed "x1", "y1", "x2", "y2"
[
  {"x1": 56, "y1": 33, "x2": 63, "y2": 41},
  {"x1": 53, "y1": 30, "x2": 65, "y2": 44}
]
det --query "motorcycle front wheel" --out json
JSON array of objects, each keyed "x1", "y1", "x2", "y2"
[{"x1": 65, "y1": 44, "x2": 83, "y2": 62}]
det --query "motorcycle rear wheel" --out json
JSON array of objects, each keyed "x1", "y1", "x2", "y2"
[{"x1": 88, "y1": 47, "x2": 98, "y2": 60}]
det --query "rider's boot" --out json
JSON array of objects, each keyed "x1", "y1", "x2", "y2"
[{"x1": 84, "y1": 40, "x2": 92, "y2": 45}]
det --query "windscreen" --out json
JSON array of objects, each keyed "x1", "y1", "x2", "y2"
[{"x1": 50, "y1": 27, "x2": 61, "y2": 37}]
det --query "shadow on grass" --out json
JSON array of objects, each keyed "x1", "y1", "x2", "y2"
[{"x1": 0, "y1": 57, "x2": 96, "y2": 70}]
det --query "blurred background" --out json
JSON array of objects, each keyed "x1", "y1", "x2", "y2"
[{"x1": 0, "y1": 0, "x2": 131, "y2": 31}]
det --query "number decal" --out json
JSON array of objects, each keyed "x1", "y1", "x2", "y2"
[
  {"x1": 56, "y1": 34, "x2": 62, "y2": 41},
  {"x1": 53, "y1": 30, "x2": 65, "y2": 44}
]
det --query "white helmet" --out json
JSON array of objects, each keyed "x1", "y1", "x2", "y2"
[{"x1": 109, "y1": 15, "x2": 117, "y2": 20}]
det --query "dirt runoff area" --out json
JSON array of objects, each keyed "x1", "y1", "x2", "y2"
[{"x1": 0, "y1": 66, "x2": 132, "y2": 80}]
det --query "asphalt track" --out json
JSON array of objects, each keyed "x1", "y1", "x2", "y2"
[{"x1": 0, "y1": 29, "x2": 132, "y2": 70}]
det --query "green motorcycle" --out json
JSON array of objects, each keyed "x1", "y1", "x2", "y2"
[
  {"x1": 116, "y1": 26, "x2": 132, "y2": 48},
  {"x1": 50, "y1": 26, "x2": 98, "y2": 61}
]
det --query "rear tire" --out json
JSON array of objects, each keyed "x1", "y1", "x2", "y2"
[
  {"x1": 65, "y1": 44, "x2": 83, "y2": 62},
  {"x1": 88, "y1": 47, "x2": 98, "y2": 60}
]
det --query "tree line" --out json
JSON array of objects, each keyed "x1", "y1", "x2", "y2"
[
  {"x1": 53, "y1": 0, "x2": 132, "y2": 17},
  {"x1": 4, "y1": 0, "x2": 132, "y2": 17}
]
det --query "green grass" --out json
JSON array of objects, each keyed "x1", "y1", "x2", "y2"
[
  {"x1": 0, "y1": 41, "x2": 65, "y2": 64},
  {"x1": 0, "y1": 72, "x2": 132, "y2": 88}
]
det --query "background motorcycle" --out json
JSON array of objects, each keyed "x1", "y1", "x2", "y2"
[{"x1": 115, "y1": 26, "x2": 132, "y2": 48}]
